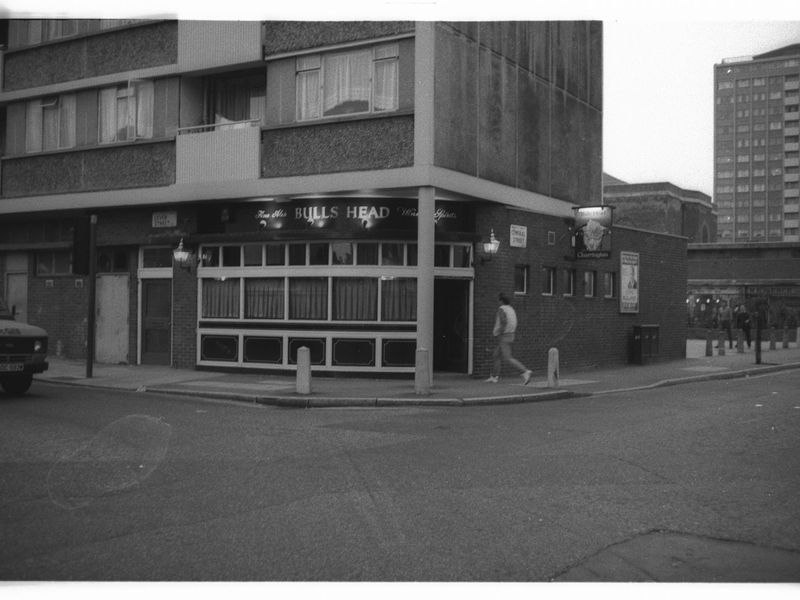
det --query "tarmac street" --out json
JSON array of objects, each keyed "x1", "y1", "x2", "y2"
[{"x1": 1, "y1": 369, "x2": 799, "y2": 582}]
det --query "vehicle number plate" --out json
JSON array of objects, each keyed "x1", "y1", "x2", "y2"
[{"x1": 0, "y1": 363, "x2": 24, "y2": 372}]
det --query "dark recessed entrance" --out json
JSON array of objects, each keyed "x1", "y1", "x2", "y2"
[{"x1": 433, "y1": 278, "x2": 470, "y2": 373}]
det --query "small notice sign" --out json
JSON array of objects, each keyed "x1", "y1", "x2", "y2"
[
  {"x1": 152, "y1": 211, "x2": 177, "y2": 228},
  {"x1": 509, "y1": 225, "x2": 527, "y2": 248}
]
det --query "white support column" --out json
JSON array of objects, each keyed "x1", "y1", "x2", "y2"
[
  {"x1": 413, "y1": 21, "x2": 436, "y2": 169},
  {"x1": 417, "y1": 186, "x2": 436, "y2": 386}
]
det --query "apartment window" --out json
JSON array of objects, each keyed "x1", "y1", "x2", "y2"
[
  {"x1": 542, "y1": 267, "x2": 555, "y2": 295},
  {"x1": 36, "y1": 250, "x2": 72, "y2": 276},
  {"x1": 718, "y1": 81, "x2": 733, "y2": 90},
  {"x1": 561, "y1": 269, "x2": 576, "y2": 297},
  {"x1": 207, "y1": 71, "x2": 266, "y2": 126},
  {"x1": 25, "y1": 95, "x2": 77, "y2": 152},
  {"x1": 769, "y1": 91, "x2": 783, "y2": 100},
  {"x1": 753, "y1": 78, "x2": 766, "y2": 86},
  {"x1": 584, "y1": 271, "x2": 596, "y2": 298},
  {"x1": 296, "y1": 43, "x2": 399, "y2": 121},
  {"x1": 99, "y1": 81, "x2": 154, "y2": 143},
  {"x1": 603, "y1": 272, "x2": 616, "y2": 298},
  {"x1": 514, "y1": 265, "x2": 529, "y2": 295}
]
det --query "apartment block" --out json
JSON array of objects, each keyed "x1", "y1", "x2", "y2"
[{"x1": 714, "y1": 43, "x2": 800, "y2": 242}]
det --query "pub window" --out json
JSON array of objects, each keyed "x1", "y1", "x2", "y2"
[
  {"x1": 222, "y1": 246, "x2": 241, "y2": 267},
  {"x1": 332, "y1": 278, "x2": 378, "y2": 321},
  {"x1": 434, "y1": 244, "x2": 450, "y2": 267},
  {"x1": 141, "y1": 247, "x2": 173, "y2": 269},
  {"x1": 243, "y1": 244, "x2": 263, "y2": 267},
  {"x1": 244, "y1": 278, "x2": 284, "y2": 319},
  {"x1": 562, "y1": 268, "x2": 576, "y2": 297},
  {"x1": 381, "y1": 243, "x2": 404, "y2": 266},
  {"x1": 332, "y1": 242, "x2": 354, "y2": 265},
  {"x1": 309, "y1": 243, "x2": 329, "y2": 265},
  {"x1": 296, "y1": 43, "x2": 399, "y2": 121},
  {"x1": 288, "y1": 243, "x2": 306, "y2": 266},
  {"x1": 603, "y1": 272, "x2": 617, "y2": 298},
  {"x1": 453, "y1": 246, "x2": 472, "y2": 268},
  {"x1": 265, "y1": 244, "x2": 286, "y2": 266},
  {"x1": 96, "y1": 248, "x2": 129, "y2": 273},
  {"x1": 356, "y1": 243, "x2": 379, "y2": 265},
  {"x1": 201, "y1": 278, "x2": 240, "y2": 318},
  {"x1": 584, "y1": 271, "x2": 596, "y2": 298},
  {"x1": 289, "y1": 277, "x2": 328, "y2": 320},
  {"x1": 381, "y1": 277, "x2": 416, "y2": 321},
  {"x1": 514, "y1": 265, "x2": 529, "y2": 295},
  {"x1": 542, "y1": 267, "x2": 555, "y2": 296}
]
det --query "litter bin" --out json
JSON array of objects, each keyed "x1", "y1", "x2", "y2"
[{"x1": 631, "y1": 324, "x2": 660, "y2": 364}]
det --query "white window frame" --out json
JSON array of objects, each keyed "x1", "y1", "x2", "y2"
[{"x1": 98, "y1": 80, "x2": 154, "y2": 144}]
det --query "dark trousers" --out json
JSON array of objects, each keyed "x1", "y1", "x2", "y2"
[{"x1": 720, "y1": 320, "x2": 732, "y2": 348}]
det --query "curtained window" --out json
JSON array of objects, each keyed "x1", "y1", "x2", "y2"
[
  {"x1": 99, "y1": 81, "x2": 154, "y2": 143},
  {"x1": 296, "y1": 44, "x2": 399, "y2": 122},
  {"x1": 202, "y1": 279, "x2": 240, "y2": 319},
  {"x1": 381, "y1": 278, "x2": 416, "y2": 321},
  {"x1": 289, "y1": 278, "x2": 328, "y2": 320},
  {"x1": 333, "y1": 278, "x2": 377, "y2": 321},
  {"x1": 245, "y1": 278, "x2": 284, "y2": 319},
  {"x1": 25, "y1": 94, "x2": 76, "y2": 152}
]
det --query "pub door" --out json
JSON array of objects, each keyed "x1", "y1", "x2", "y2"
[
  {"x1": 433, "y1": 278, "x2": 470, "y2": 372},
  {"x1": 141, "y1": 279, "x2": 172, "y2": 365}
]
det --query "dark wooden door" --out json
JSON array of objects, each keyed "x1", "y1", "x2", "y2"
[{"x1": 141, "y1": 279, "x2": 172, "y2": 365}]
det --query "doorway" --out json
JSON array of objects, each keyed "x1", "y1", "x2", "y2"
[
  {"x1": 433, "y1": 278, "x2": 470, "y2": 372},
  {"x1": 141, "y1": 279, "x2": 172, "y2": 365},
  {"x1": 96, "y1": 274, "x2": 130, "y2": 364}
]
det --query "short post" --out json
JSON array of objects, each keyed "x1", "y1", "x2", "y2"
[
  {"x1": 547, "y1": 348, "x2": 560, "y2": 389},
  {"x1": 415, "y1": 348, "x2": 430, "y2": 396},
  {"x1": 736, "y1": 329, "x2": 744, "y2": 354},
  {"x1": 705, "y1": 329, "x2": 713, "y2": 357},
  {"x1": 769, "y1": 328, "x2": 776, "y2": 351},
  {"x1": 296, "y1": 346, "x2": 311, "y2": 395},
  {"x1": 782, "y1": 329, "x2": 789, "y2": 349},
  {"x1": 717, "y1": 330, "x2": 725, "y2": 356}
]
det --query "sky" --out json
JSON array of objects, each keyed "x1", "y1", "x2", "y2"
[{"x1": 4, "y1": 1, "x2": 800, "y2": 198}]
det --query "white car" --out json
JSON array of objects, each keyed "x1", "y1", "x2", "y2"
[{"x1": 0, "y1": 297, "x2": 48, "y2": 394}]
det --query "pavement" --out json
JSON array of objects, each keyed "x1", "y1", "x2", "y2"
[{"x1": 32, "y1": 337, "x2": 800, "y2": 408}]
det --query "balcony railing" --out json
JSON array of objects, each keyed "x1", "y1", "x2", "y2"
[{"x1": 176, "y1": 119, "x2": 261, "y2": 184}]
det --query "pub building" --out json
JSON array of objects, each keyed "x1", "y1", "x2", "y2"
[{"x1": 0, "y1": 20, "x2": 688, "y2": 382}]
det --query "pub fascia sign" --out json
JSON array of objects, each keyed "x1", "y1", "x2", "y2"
[
  {"x1": 573, "y1": 205, "x2": 614, "y2": 259},
  {"x1": 253, "y1": 198, "x2": 468, "y2": 233}
]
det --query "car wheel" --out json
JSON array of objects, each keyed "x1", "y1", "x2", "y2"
[{"x1": 1, "y1": 373, "x2": 33, "y2": 395}]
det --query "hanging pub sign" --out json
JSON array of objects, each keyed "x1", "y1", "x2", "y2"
[
  {"x1": 573, "y1": 205, "x2": 614, "y2": 258},
  {"x1": 240, "y1": 197, "x2": 473, "y2": 235}
]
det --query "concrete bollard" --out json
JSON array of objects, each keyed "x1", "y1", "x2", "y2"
[
  {"x1": 547, "y1": 348, "x2": 560, "y2": 389},
  {"x1": 705, "y1": 329, "x2": 713, "y2": 357},
  {"x1": 296, "y1": 346, "x2": 311, "y2": 395},
  {"x1": 769, "y1": 328, "x2": 776, "y2": 351},
  {"x1": 782, "y1": 329, "x2": 789, "y2": 349},
  {"x1": 717, "y1": 331, "x2": 725, "y2": 356},
  {"x1": 415, "y1": 348, "x2": 430, "y2": 396},
  {"x1": 736, "y1": 329, "x2": 744, "y2": 354}
]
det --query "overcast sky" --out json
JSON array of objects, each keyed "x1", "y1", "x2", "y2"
[{"x1": 5, "y1": 1, "x2": 800, "y2": 199}]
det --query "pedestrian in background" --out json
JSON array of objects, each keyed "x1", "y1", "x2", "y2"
[
  {"x1": 736, "y1": 304, "x2": 752, "y2": 349},
  {"x1": 486, "y1": 293, "x2": 532, "y2": 385},
  {"x1": 718, "y1": 301, "x2": 733, "y2": 349}
]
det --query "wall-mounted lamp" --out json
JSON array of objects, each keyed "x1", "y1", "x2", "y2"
[
  {"x1": 480, "y1": 229, "x2": 501, "y2": 263},
  {"x1": 173, "y1": 238, "x2": 200, "y2": 271}
]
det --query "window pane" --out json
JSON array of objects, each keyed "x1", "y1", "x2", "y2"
[
  {"x1": 288, "y1": 243, "x2": 306, "y2": 265},
  {"x1": 243, "y1": 244, "x2": 262, "y2": 266},
  {"x1": 289, "y1": 277, "x2": 328, "y2": 319},
  {"x1": 201, "y1": 247, "x2": 220, "y2": 267},
  {"x1": 26, "y1": 100, "x2": 42, "y2": 152},
  {"x1": 98, "y1": 87, "x2": 118, "y2": 143},
  {"x1": 381, "y1": 277, "x2": 416, "y2": 321},
  {"x1": 245, "y1": 278, "x2": 284, "y2": 319},
  {"x1": 59, "y1": 93, "x2": 77, "y2": 148},
  {"x1": 309, "y1": 243, "x2": 329, "y2": 265},
  {"x1": 407, "y1": 244, "x2": 417, "y2": 266},
  {"x1": 323, "y1": 49, "x2": 371, "y2": 116},
  {"x1": 42, "y1": 101, "x2": 59, "y2": 151},
  {"x1": 222, "y1": 246, "x2": 241, "y2": 267},
  {"x1": 454, "y1": 246, "x2": 472, "y2": 268},
  {"x1": 54, "y1": 250, "x2": 71, "y2": 274},
  {"x1": 331, "y1": 242, "x2": 354, "y2": 265},
  {"x1": 265, "y1": 244, "x2": 285, "y2": 266},
  {"x1": 434, "y1": 245, "x2": 450, "y2": 267},
  {"x1": 202, "y1": 279, "x2": 240, "y2": 318},
  {"x1": 373, "y1": 57, "x2": 398, "y2": 112},
  {"x1": 514, "y1": 265, "x2": 528, "y2": 294},
  {"x1": 297, "y1": 70, "x2": 320, "y2": 121},
  {"x1": 381, "y1": 243, "x2": 403, "y2": 265},
  {"x1": 356, "y1": 243, "x2": 378, "y2": 265},
  {"x1": 333, "y1": 278, "x2": 377, "y2": 320},
  {"x1": 142, "y1": 247, "x2": 172, "y2": 268}
]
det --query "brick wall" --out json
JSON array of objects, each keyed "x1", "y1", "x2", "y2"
[
  {"x1": 472, "y1": 206, "x2": 687, "y2": 377},
  {"x1": 171, "y1": 266, "x2": 198, "y2": 368}
]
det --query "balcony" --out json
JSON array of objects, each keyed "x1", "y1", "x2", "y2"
[
  {"x1": 177, "y1": 21, "x2": 263, "y2": 72},
  {"x1": 176, "y1": 120, "x2": 261, "y2": 184}
]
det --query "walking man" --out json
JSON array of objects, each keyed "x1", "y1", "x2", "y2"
[
  {"x1": 486, "y1": 293, "x2": 532, "y2": 385},
  {"x1": 719, "y1": 301, "x2": 733, "y2": 349}
]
